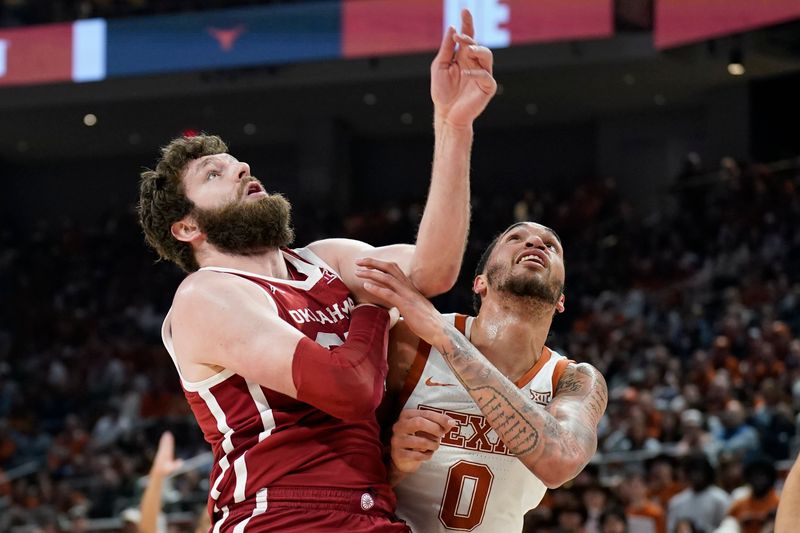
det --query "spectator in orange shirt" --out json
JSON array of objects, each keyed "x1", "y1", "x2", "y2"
[
  {"x1": 727, "y1": 457, "x2": 780, "y2": 533},
  {"x1": 623, "y1": 471, "x2": 665, "y2": 533},
  {"x1": 710, "y1": 336, "x2": 742, "y2": 384},
  {"x1": 646, "y1": 455, "x2": 685, "y2": 509}
]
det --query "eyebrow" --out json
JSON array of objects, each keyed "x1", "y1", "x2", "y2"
[
  {"x1": 198, "y1": 155, "x2": 228, "y2": 170},
  {"x1": 502, "y1": 223, "x2": 562, "y2": 247}
]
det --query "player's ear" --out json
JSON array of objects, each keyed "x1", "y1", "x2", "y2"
[
  {"x1": 171, "y1": 216, "x2": 202, "y2": 243},
  {"x1": 473, "y1": 275, "x2": 488, "y2": 299},
  {"x1": 555, "y1": 293, "x2": 566, "y2": 314}
]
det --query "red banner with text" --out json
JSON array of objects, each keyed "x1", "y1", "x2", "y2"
[
  {"x1": 342, "y1": 0, "x2": 613, "y2": 58},
  {"x1": 656, "y1": 0, "x2": 800, "y2": 49},
  {"x1": 0, "y1": 23, "x2": 72, "y2": 86}
]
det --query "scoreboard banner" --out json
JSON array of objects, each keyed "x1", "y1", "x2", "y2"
[
  {"x1": 105, "y1": 3, "x2": 340, "y2": 77},
  {"x1": 656, "y1": 0, "x2": 800, "y2": 49},
  {"x1": 343, "y1": 0, "x2": 614, "y2": 57},
  {"x1": 0, "y1": 19, "x2": 105, "y2": 86},
  {"x1": 0, "y1": 0, "x2": 613, "y2": 88}
]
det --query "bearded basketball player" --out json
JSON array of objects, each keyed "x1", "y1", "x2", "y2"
[{"x1": 136, "y1": 10, "x2": 497, "y2": 531}]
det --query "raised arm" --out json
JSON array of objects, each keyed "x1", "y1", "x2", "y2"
[
  {"x1": 139, "y1": 432, "x2": 182, "y2": 533},
  {"x1": 776, "y1": 453, "x2": 800, "y2": 533},
  {"x1": 356, "y1": 259, "x2": 607, "y2": 488},
  {"x1": 170, "y1": 271, "x2": 390, "y2": 421},
  {"x1": 417, "y1": 9, "x2": 496, "y2": 293},
  {"x1": 308, "y1": 10, "x2": 496, "y2": 298}
]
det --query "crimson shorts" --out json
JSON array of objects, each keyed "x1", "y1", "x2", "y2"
[{"x1": 212, "y1": 487, "x2": 411, "y2": 532}]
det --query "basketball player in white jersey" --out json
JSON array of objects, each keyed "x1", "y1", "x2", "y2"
[{"x1": 355, "y1": 221, "x2": 608, "y2": 533}]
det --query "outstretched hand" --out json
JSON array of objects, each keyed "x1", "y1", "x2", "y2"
[
  {"x1": 355, "y1": 257, "x2": 446, "y2": 347},
  {"x1": 149, "y1": 431, "x2": 183, "y2": 479},
  {"x1": 431, "y1": 9, "x2": 497, "y2": 129}
]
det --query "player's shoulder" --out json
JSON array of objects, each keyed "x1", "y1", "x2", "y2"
[
  {"x1": 308, "y1": 237, "x2": 372, "y2": 249},
  {"x1": 554, "y1": 361, "x2": 606, "y2": 392},
  {"x1": 173, "y1": 269, "x2": 263, "y2": 312},
  {"x1": 307, "y1": 238, "x2": 373, "y2": 257},
  {"x1": 177, "y1": 268, "x2": 244, "y2": 295}
]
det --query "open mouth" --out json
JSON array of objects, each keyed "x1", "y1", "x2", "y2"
[
  {"x1": 245, "y1": 181, "x2": 264, "y2": 196},
  {"x1": 516, "y1": 251, "x2": 547, "y2": 267}
]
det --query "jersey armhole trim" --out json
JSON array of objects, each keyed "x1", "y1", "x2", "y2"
[
  {"x1": 550, "y1": 358, "x2": 576, "y2": 392},
  {"x1": 160, "y1": 274, "x2": 279, "y2": 392},
  {"x1": 397, "y1": 338, "x2": 433, "y2": 410},
  {"x1": 292, "y1": 246, "x2": 342, "y2": 278},
  {"x1": 454, "y1": 314, "x2": 468, "y2": 335},
  {"x1": 161, "y1": 308, "x2": 236, "y2": 392}
]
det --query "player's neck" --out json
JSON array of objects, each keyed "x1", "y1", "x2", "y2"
[
  {"x1": 197, "y1": 246, "x2": 290, "y2": 279},
  {"x1": 470, "y1": 297, "x2": 554, "y2": 382}
]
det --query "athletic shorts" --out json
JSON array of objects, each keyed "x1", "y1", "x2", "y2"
[{"x1": 212, "y1": 486, "x2": 411, "y2": 532}]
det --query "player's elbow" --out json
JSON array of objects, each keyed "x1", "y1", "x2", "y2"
[
  {"x1": 292, "y1": 312, "x2": 389, "y2": 421},
  {"x1": 411, "y1": 266, "x2": 460, "y2": 297},
  {"x1": 526, "y1": 452, "x2": 592, "y2": 489},
  {"x1": 326, "y1": 384, "x2": 382, "y2": 421},
  {"x1": 532, "y1": 461, "x2": 584, "y2": 489}
]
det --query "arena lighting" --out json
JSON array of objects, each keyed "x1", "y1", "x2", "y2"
[
  {"x1": 83, "y1": 113, "x2": 97, "y2": 126},
  {"x1": 728, "y1": 48, "x2": 745, "y2": 76}
]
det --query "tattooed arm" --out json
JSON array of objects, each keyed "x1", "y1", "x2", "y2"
[
  {"x1": 356, "y1": 258, "x2": 607, "y2": 488},
  {"x1": 433, "y1": 324, "x2": 606, "y2": 487}
]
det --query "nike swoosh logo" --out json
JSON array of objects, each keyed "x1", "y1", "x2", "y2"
[{"x1": 425, "y1": 376, "x2": 456, "y2": 387}]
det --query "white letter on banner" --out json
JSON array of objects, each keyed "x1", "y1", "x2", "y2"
[
  {"x1": 443, "y1": 0, "x2": 510, "y2": 49},
  {"x1": 72, "y1": 19, "x2": 106, "y2": 82},
  {"x1": 0, "y1": 40, "x2": 7, "y2": 78}
]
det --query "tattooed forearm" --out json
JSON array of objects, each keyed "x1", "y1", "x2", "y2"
[
  {"x1": 436, "y1": 324, "x2": 607, "y2": 487},
  {"x1": 475, "y1": 388, "x2": 541, "y2": 454}
]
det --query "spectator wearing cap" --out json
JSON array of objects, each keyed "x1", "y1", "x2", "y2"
[{"x1": 674, "y1": 409, "x2": 718, "y2": 460}]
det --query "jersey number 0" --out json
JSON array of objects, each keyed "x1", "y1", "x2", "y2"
[{"x1": 439, "y1": 460, "x2": 494, "y2": 531}]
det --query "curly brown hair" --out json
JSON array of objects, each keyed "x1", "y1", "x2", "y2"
[{"x1": 137, "y1": 135, "x2": 228, "y2": 272}]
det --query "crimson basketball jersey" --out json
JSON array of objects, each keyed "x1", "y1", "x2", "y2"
[
  {"x1": 394, "y1": 314, "x2": 572, "y2": 533},
  {"x1": 161, "y1": 248, "x2": 393, "y2": 527}
]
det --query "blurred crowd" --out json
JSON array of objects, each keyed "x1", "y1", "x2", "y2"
[
  {"x1": 0, "y1": 0, "x2": 316, "y2": 27},
  {"x1": 0, "y1": 152, "x2": 798, "y2": 532}
]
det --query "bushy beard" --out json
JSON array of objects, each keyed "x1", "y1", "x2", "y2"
[
  {"x1": 194, "y1": 193, "x2": 294, "y2": 255},
  {"x1": 487, "y1": 264, "x2": 562, "y2": 306}
]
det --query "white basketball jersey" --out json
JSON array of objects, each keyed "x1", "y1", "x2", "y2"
[{"x1": 394, "y1": 314, "x2": 572, "y2": 533}]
